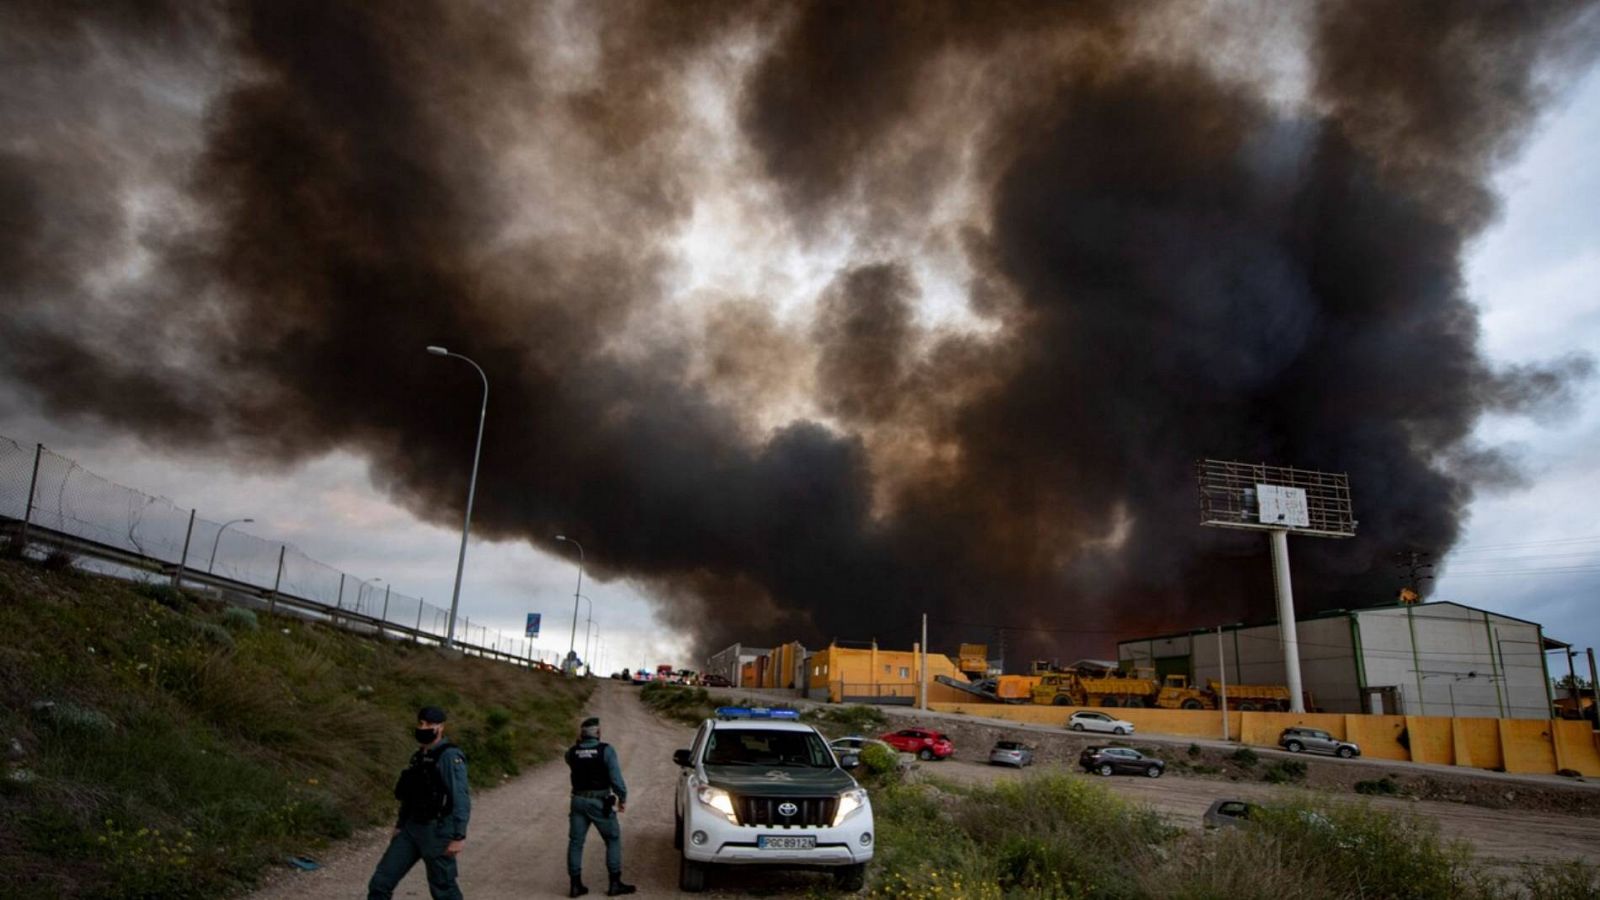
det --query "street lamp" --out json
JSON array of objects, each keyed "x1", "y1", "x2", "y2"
[
  {"x1": 556, "y1": 535, "x2": 584, "y2": 674},
  {"x1": 207, "y1": 518, "x2": 254, "y2": 573},
  {"x1": 427, "y1": 345, "x2": 488, "y2": 650}
]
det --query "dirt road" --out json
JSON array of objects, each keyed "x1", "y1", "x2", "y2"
[{"x1": 249, "y1": 681, "x2": 837, "y2": 899}]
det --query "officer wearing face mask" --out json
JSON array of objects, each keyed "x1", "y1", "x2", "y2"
[{"x1": 367, "y1": 706, "x2": 471, "y2": 900}]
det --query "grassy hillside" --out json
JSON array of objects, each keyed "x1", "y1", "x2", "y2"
[{"x1": 0, "y1": 557, "x2": 591, "y2": 899}]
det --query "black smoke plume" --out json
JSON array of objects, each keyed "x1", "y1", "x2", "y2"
[{"x1": 3, "y1": 0, "x2": 1597, "y2": 661}]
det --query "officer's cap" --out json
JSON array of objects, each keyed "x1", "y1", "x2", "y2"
[
  {"x1": 418, "y1": 706, "x2": 448, "y2": 724},
  {"x1": 581, "y1": 717, "x2": 600, "y2": 728}
]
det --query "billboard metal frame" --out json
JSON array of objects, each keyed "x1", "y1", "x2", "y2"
[{"x1": 1196, "y1": 459, "x2": 1356, "y2": 538}]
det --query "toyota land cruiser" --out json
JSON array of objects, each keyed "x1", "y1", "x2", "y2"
[{"x1": 672, "y1": 707, "x2": 873, "y2": 893}]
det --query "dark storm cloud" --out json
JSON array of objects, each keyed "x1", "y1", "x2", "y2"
[{"x1": 2, "y1": 0, "x2": 1596, "y2": 660}]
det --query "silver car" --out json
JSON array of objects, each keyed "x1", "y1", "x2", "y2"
[
  {"x1": 1278, "y1": 727, "x2": 1360, "y2": 758},
  {"x1": 988, "y1": 740, "x2": 1034, "y2": 767},
  {"x1": 830, "y1": 735, "x2": 897, "y2": 758},
  {"x1": 1067, "y1": 710, "x2": 1135, "y2": 735}
]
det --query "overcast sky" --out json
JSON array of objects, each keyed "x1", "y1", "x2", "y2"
[{"x1": 2, "y1": 5, "x2": 1597, "y2": 678}]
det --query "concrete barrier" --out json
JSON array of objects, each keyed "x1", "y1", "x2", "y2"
[
  {"x1": 1452, "y1": 718, "x2": 1503, "y2": 771},
  {"x1": 1345, "y1": 715, "x2": 1409, "y2": 761},
  {"x1": 1499, "y1": 719, "x2": 1559, "y2": 774},
  {"x1": 1552, "y1": 719, "x2": 1600, "y2": 776}
]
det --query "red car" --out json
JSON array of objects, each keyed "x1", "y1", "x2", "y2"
[{"x1": 880, "y1": 728, "x2": 954, "y2": 760}]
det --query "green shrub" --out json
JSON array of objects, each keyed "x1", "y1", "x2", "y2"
[
  {"x1": 1355, "y1": 775, "x2": 1400, "y2": 795},
  {"x1": 638, "y1": 682, "x2": 725, "y2": 725},
  {"x1": 1229, "y1": 747, "x2": 1259, "y2": 768},
  {"x1": 1187, "y1": 742, "x2": 1203, "y2": 757},
  {"x1": 221, "y1": 607, "x2": 259, "y2": 632},
  {"x1": 803, "y1": 704, "x2": 888, "y2": 735},
  {"x1": 1262, "y1": 759, "x2": 1307, "y2": 784},
  {"x1": 857, "y1": 742, "x2": 900, "y2": 784}
]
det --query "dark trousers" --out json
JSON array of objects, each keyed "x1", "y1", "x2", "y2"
[
  {"x1": 568, "y1": 794, "x2": 623, "y2": 877},
  {"x1": 367, "y1": 820, "x2": 463, "y2": 900}
]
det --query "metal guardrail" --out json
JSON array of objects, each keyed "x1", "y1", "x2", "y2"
[{"x1": 0, "y1": 434, "x2": 557, "y2": 671}]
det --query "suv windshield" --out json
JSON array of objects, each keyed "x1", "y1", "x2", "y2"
[{"x1": 705, "y1": 729, "x2": 836, "y2": 768}]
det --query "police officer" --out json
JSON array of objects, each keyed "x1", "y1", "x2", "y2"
[
  {"x1": 368, "y1": 706, "x2": 471, "y2": 900},
  {"x1": 565, "y1": 717, "x2": 635, "y2": 897}
]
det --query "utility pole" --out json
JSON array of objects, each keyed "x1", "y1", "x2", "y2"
[
  {"x1": 1394, "y1": 550, "x2": 1434, "y2": 602},
  {"x1": 920, "y1": 613, "x2": 929, "y2": 710},
  {"x1": 1217, "y1": 625, "x2": 1230, "y2": 741}
]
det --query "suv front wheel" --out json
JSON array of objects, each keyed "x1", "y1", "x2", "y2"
[
  {"x1": 1336, "y1": 746, "x2": 1354, "y2": 759},
  {"x1": 834, "y1": 863, "x2": 866, "y2": 893},
  {"x1": 1285, "y1": 740, "x2": 1303, "y2": 753},
  {"x1": 1097, "y1": 763, "x2": 1113, "y2": 776},
  {"x1": 680, "y1": 856, "x2": 709, "y2": 893}
]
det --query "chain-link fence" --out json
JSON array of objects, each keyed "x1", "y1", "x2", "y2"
[{"x1": 0, "y1": 434, "x2": 556, "y2": 667}]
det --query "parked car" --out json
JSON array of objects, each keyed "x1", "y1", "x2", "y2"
[
  {"x1": 988, "y1": 740, "x2": 1034, "y2": 767},
  {"x1": 701, "y1": 674, "x2": 732, "y2": 688},
  {"x1": 1079, "y1": 746, "x2": 1163, "y2": 777},
  {"x1": 1067, "y1": 710, "x2": 1135, "y2": 735},
  {"x1": 880, "y1": 728, "x2": 954, "y2": 760},
  {"x1": 1202, "y1": 798, "x2": 1258, "y2": 829},
  {"x1": 1278, "y1": 727, "x2": 1360, "y2": 759},
  {"x1": 829, "y1": 735, "x2": 897, "y2": 758}
]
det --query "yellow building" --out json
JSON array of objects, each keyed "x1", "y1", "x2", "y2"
[{"x1": 804, "y1": 641, "x2": 972, "y2": 704}]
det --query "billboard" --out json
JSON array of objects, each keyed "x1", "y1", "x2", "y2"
[{"x1": 525, "y1": 613, "x2": 541, "y2": 638}]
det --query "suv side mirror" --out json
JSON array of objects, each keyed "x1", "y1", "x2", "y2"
[
  {"x1": 839, "y1": 753, "x2": 860, "y2": 770},
  {"x1": 673, "y1": 748, "x2": 692, "y2": 767}
]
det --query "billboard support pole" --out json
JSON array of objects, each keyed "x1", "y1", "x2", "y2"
[{"x1": 1268, "y1": 529, "x2": 1306, "y2": 714}]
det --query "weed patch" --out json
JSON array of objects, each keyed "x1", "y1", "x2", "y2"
[
  {"x1": 1229, "y1": 746, "x2": 1259, "y2": 768},
  {"x1": 802, "y1": 703, "x2": 887, "y2": 736},
  {"x1": 1356, "y1": 775, "x2": 1402, "y2": 796},
  {"x1": 1262, "y1": 759, "x2": 1307, "y2": 784}
]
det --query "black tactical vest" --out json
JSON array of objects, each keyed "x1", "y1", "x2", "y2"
[
  {"x1": 395, "y1": 741, "x2": 455, "y2": 822},
  {"x1": 566, "y1": 741, "x2": 612, "y2": 792}
]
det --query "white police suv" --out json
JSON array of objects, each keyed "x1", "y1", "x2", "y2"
[{"x1": 672, "y1": 707, "x2": 873, "y2": 893}]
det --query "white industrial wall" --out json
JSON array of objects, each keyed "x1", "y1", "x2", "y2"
[
  {"x1": 1297, "y1": 617, "x2": 1360, "y2": 712},
  {"x1": 1118, "y1": 603, "x2": 1554, "y2": 719},
  {"x1": 1354, "y1": 605, "x2": 1548, "y2": 719}
]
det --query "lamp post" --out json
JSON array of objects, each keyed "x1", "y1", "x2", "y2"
[
  {"x1": 427, "y1": 345, "x2": 488, "y2": 650},
  {"x1": 556, "y1": 535, "x2": 584, "y2": 674},
  {"x1": 207, "y1": 518, "x2": 254, "y2": 574}
]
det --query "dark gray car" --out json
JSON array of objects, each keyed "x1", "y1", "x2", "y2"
[{"x1": 1278, "y1": 727, "x2": 1360, "y2": 758}]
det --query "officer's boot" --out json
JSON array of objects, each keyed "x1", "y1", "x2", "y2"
[
  {"x1": 605, "y1": 872, "x2": 636, "y2": 896},
  {"x1": 568, "y1": 874, "x2": 588, "y2": 898}
]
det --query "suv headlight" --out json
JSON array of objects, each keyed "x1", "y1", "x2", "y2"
[
  {"x1": 696, "y1": 785, "x2": 737, "y2": 822},
  {"x1": 833, "y1": 788, "x2": 868, "y2": 827}
]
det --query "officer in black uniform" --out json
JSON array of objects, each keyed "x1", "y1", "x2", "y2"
[
  {"x1": 368, "y1": 706, "x2": 472, "y2": 900},
  {"x1": 565, "y1": 716, "x2": 636, "y2": 897}
]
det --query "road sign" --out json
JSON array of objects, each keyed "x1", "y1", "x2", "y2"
[{"x1": 526, "y1": 613, "x2": 541, "y2": 638}]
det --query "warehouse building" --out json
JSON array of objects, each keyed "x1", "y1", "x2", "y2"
[
  {"x1": 703, "y1": 642, "x2": 769, "y2": 688},
  {"x1": 1117, "y1": 601, "x2": 1561, "y2": 719}
]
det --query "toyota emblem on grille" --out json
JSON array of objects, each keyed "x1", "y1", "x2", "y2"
[{"x1": 777, "y1": 802, "x2": 798, "y2": 818}]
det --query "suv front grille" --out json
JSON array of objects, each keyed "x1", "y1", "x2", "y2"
[{"x1": 733, "y1": 795, "x2": 838, "y2": 828}]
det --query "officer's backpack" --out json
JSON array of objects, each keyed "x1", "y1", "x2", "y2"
[{"x1": 395, "y1": 742, "x2": 458, "y2": 822}]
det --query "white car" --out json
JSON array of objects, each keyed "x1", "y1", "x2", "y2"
[
  {"x1": 1067, "y1": 710, "x2": 1135, "y2": 735},
  {"x1": 673, "y1": 708, "x2": 873, "y2": 893}
]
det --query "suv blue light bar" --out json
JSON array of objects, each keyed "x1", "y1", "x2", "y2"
[{"x1": 714, "y1": 706, "x2": 800, "y2": 720}]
